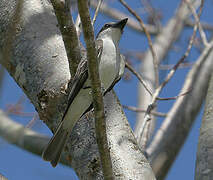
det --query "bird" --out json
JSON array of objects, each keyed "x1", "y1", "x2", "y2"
[{"x1": 42, "y1": 18, "x2": 128, "y2": 167}]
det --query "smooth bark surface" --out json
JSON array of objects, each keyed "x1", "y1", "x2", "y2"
[{"x1": 195, "y1": 72, "x2": 213, "y2": 180}]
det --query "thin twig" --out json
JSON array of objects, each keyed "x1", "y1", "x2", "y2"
[
  {"x1": 75, "y1": 0, "x2": 102, "y2": 38},
  {"x1": 125, "y1": 62, "x2": 153, "y2": 96},
  {"x1": 92, "y1": 0, "x2": 103, "y2": 25},
  {"x1": 185, "y1": 0, "x2": 208, "y2": 46},
  {"x1": 125, "y1": 61, "x2": 190, "y2": 101},
  {"x1": 90, "y1": 0, "x2": 159, "y2": 35},
  {"x1": 159, "y1": 62, "x2": 194, "y2": 70},
  {"x1": 185, "y1": 19, "x2": 213, "y2": 31},
  {"x1": 25, "y1": 114, "x2": 39, "y2": 129},
  {"x1": 78, "y1": 1, "x2": 113, "y2": 179},
  {"x1": 123, "y1": 105, "x2": 167, "y2": 117},
  {"x1": 119, "y1": 0, "x2": 159, "y2": 87},
  {"x1": 157, "y1": 89, "x2": 191, "y2": 100}
]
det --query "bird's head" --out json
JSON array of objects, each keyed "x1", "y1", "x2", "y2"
[{"x1": 96, "y1": 18, "x2": 128, "y2": 43}]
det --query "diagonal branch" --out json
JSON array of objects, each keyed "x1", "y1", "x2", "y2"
[
  {"x1": 185, "y1": 0, "x2": 208, "y2": 46},
  {"x1": 125, "y1": 62, "x2": 153, "y2": 97},
  {"x1": 77, "y1": 1, "x2": 113, "y2": 179},
  {"x1": 92, "y1": 0, "x2": 103, "y2": 25},
  {"x1": 50, "y1": 0, "x2": 81, "y2": 76}
]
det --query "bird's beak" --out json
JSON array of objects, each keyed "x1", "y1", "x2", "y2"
[{"x1": 113, "y1": 18, "x2": 128, "y2": 31}]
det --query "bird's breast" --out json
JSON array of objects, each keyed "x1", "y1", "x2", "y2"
[{"x1": 99, "y1": 38, "x2": 120, "y2": 91}]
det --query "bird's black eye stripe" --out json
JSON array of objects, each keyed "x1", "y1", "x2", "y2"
[
  {"x1": 96, "y1": 23, "x2": 113, "y2": 38},
  {"x1": 104, "y1": 24, "x2": 110, "y2": 28},
  {"x1": 97, "y1": 24, "x2": 111, "y2": 35}
]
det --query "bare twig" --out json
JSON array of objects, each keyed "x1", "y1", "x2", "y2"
[
  {"x1": 123, "y1": 105, "x2": 167, "y2": 117},
  {"x1": 92, "y1": 0, "x2": 103, "y2": 25},
  {"x1": 25, "y1": 114, "x2": 39, "y2": 129},
  {"x1": 125, "y1": 61, "x2": 191, "y2": 101},
  {"x1": 125, "y1": 62, "x2": 153, "y2": 96},
  {"x1": 159, "y1": 62, "x2": 194, "y2": 70},
  {"x1": 185, "y1": 0, "x2": 208, "y2": 46},
  {"x1": 78, "y1": 1, "x2": 113, "y2": 179},
  {"x1": 119, "y1": 0, "x2": 159, "y2": 87},
  {"x1": 75, "y1": 0, "x2": 103, "y2": 39},
  {"x1": 50, "y1": 0, "x2": 81, "y2": 76},
  {"x1": 185, "y1": 19, "x2": 213, "y2": 31},
  {"x1": 157, "y1": 90, "x2": 192, "y2": 100},
  {"x1": 90, "y1": 0, "x2": 159, "y2": 35}
]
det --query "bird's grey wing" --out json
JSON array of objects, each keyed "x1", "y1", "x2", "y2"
[
  {"x1": 42, "y1": 60, "x2": 88, "y2": 166},
  {"x1": 62, "y1": 59, "x2": 88, "y2": 120},
  {"x1": 63, "y1": 40, "x2": 103, "y2": 118},
  {"x1": 80, "y1": 39, "x2": 103, "y2": 114},
  {"x1": 104, "y1": 54, "x2": 125, "y2": 95}
]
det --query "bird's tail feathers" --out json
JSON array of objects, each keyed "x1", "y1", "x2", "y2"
[{"x1": 42, "y1": 122, "x2": 69, "y2": 167}]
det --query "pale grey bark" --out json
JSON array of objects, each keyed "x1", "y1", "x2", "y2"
[
  {"x1": 0, "y1": 0, "x2": 155, "y2": 179},
  {"x1": 0, "y1": 0, "x2": 70, "y2": 131},
  {"x1": 195, "y1": 72, "x2": 213, "y2": 180}
]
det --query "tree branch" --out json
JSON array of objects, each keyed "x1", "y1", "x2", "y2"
[
  {"x1": 50, "y1": 0, "x2": 81, "y2": 76},
  {"x1": 195, "y1": 71, "x2": 213, "y2": 180},
  {"x1": 147, "y1": 40, "x2": 213, "y2": 180},
  {"x1": 92, "y1": 0, "x2": 103, "y2": 25},
  {"x1": 78, "y1": 0, "x2": 113, "y2": 179},
  {"x1": 123, "y1": 105, "x2": 167, "y2": 117}
]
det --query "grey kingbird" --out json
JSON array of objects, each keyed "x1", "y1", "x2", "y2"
[{"x1": 42, "y1": 18, "x2": 128, "y2": 167}]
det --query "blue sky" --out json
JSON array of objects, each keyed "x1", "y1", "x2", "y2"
[{"x1": 0, "y1": 0, "x2": 212, "y2": 179}]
